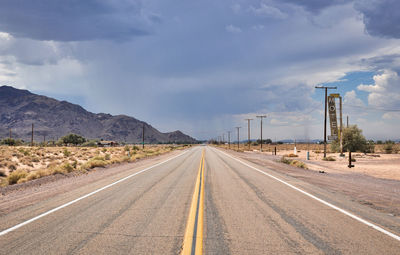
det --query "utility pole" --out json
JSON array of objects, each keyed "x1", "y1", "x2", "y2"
[
  {"x1": 347, "y1": 115, "x2": 349, "y2": 128},
  {"x1": 236, "y1": 127, "x2": 241, "y2": 151},
  {"x1": 228, "y1": 131, "x2": 231, "y2": 149},
  {"x1": 31, "y1": 123, "x2": 34, "y2": 146},
  {"x1": 339, "y1": 96, "x2": 344, "y2": 156},
  {"x1": 245, "y1": 118, "x2": 253, "y2": 150},
  {"x1": 222, "y1": 133, "x2": 225, "y2": 144},
  {"x1": 315, "y1": 86, "x2": 336, "y2": 158},
  {"x1": 9, "y1": 128, "x2": 11, "y2": 139},
  {"x1": 256, "y1": 115, "x2": 267, "y2": 152},
  {"x1": 142, "y1": 123, "x2": 145, "y2": 149}
]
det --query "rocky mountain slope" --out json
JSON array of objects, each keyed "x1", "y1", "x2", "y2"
[{"x1": 0, "y1": 86, "x2": 197, "y2": 144}]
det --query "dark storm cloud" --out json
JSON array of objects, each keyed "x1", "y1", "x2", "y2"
[
  {"x1": 355, "y1": 0, "x2": 400, "y2": 38},
  {"x1": 0, "y1": 0, "x2": 152, "y2": 41},
  {"x1": 360, "y1": 54, "x2": 400, "y2": 71},
  {"x1": 279, "y1": 0, "x2": 350, "y2": 13}
]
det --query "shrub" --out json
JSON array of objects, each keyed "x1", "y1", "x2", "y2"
[
  {"x1": 8, "y1": 164, "x2": 17, "y2": 171},
  {"x1": 82, "y1": 159, "x2": 107, "y2": 170},
  {"x1": 132, "y1": 145, "x2": 140, "y2": 151},
  {"x1": 0, "y1": 170, "x2": 6, "y2": 177},
  {"x1": 285, "y1": 153, "x2": 298, "y2": 157},
  {"x1": 7, "y1": 169, "x2": 28, "y2": 185},
  {"x1": 82, "y1": 140, "x2": 98, "y2": 147},
  {"x1": 383, "y1": 141, "x2": 394, "y2": 154},
  {"x1": 105, "y1": 153, "x2": 111, "y2": 160},
  {"x1": 61, "y1": 163, "x2": 74, "y2": 173},
  {"x1": 1, "y1": 138, "x2": 23, "y2": 146},
  {"x1": 63, "y1": 149, "x2": 71, "y2": 157},
  {"x1": 27, "y1": 172, "x2": 40, "y2": 181},
  {"x1": 323, "y1": 156, "x2": 336, "y2": 161},
  {"x1": 280, "y1": 157, "x2": 308, "y2": 169},
  {"x1": 290, "y1": 160, "x2": 308, "y2": 169},
  {"x1": 280, "y1": 157, "x2": 292, "y2": 164}
]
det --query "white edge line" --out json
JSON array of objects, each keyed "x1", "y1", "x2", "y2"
[
  {"x1": 212, "y1": 147, "x2": 400, "y2": 242},
  {"x1": 0, "y1": 149, "x2": 190, "y2": 237}
]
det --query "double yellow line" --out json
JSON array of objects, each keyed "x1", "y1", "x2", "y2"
[{"x1": 182, "y1": 149, "x2": 205, "y2": 255}]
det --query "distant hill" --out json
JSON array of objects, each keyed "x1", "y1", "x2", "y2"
[{"x1": 0, "y1": 86, "x2": 197, "y2": 144}]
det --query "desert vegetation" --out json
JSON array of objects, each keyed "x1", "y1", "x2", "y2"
[{"x1": 0, "y1": 144, "x2": 189, "y2": 186}]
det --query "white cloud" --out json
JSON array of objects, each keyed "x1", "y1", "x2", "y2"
[
  {"x1": 357, "y1": 70, "x2": 400, "y2": 108},
  {"x1": 382, "y1": 112, "x2": 400, "y2": 120},
  {"x1": 344, "y1": 90, "x2": 365, "y2": 107},
  {"x1": 225, "y1": 24, "x2": 242, "y2": 33},
  {"x1": 249, "y1": 3, "x2": 288, "y2": 19}
]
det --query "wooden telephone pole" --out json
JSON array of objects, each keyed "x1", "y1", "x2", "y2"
[
  {"x1": 245, "y1": 118, "x2": 253, "y2": 150},
  {"x1": 315, "y1": 86, "x2": 336, "y2": 158},
  {"x1": 235, "y1": 127, "x2": 241, "y2": 151},
  {"x1": 256, "y1": 115, "x2": 267, "y2": 152}
]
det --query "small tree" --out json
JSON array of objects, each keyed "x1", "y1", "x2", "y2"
[
  {"x1": 331, "y1": 125, "x2": 370, "y2": 152},
  {"x1": 61, "y1": 134, "x2": 86, "y2": 145}
]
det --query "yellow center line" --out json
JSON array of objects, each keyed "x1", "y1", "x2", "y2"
[{"x1": 181, "y1": 149, "x2": 205, "y2": 255}]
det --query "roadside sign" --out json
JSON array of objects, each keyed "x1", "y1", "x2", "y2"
[
  {"x1": 328, "y1": 96, "x2": 338, "y2": 138},
  {"x1": 330, "y1": 93, "x2": 341, "y2": 98}
]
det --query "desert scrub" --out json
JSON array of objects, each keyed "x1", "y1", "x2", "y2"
[
  {"x1": 81, "y1": 159, "x2": 107, "y2": 170},
  {"x1": 0, "y1": 169, "x2": 6, "y2": 177},
  {"x1": 285, "y1": 153, "x2": 298, "y2": 157},
  {"x1": 323, "y1": 156, "x2": 336, "y2": 161},
  {"x1": 8, "y1": 163, "x2": 17, "y2": 171},
  {"x1": 63, "y1": 149, "x2": 71, "y2": 157},
  {"x1": 7, "y1": 169, "x2": 28, "y2": 184},
  {"x1": 105, "y1": 153, "x2": 111, "y2": 160},
  {"x1": 280, "y1": 157, "x2": 308, "y2": 169}
]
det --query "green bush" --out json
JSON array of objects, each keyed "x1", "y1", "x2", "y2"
[
  {"x1": 383, "y1": 141, "x2": 394, "y2": 154},
  {"x1": 60, "y1": 134, "x2": 86, "y2": 145},
  {"x1": 331, "y1": 125, "x2": 371, "y2": 153},
  {"x1": 1, "y1": 138, "x2": 23, "y2": 146}
]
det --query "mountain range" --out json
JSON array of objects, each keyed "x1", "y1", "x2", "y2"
[{"x1": 0, "y1": 86, "x2": 197, "y2": 144}]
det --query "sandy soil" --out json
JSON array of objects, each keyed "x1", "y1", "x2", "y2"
[
  {"x1": 275, "y1": 149, "x2": 400, "y2": 181},
  {"x1": 0, "y1": 145, "x2": 188, "y2": 186}
]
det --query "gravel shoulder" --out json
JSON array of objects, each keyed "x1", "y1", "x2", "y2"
[{"x1": 220, "y1": 148, "x2": 400, "y2": 217}]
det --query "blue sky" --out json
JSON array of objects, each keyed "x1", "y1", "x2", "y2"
[{"x1": 0, "y1": 0, "x2": 400, "y2": 140}]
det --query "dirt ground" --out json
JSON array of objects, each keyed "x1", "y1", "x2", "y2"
[{"x1": 219, "y1": 144, "x2": 400, "y2": 181}]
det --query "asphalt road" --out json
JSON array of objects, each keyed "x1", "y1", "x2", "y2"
[{"x1": 1, "y1": 146, "x2": 400, "y2": 254}]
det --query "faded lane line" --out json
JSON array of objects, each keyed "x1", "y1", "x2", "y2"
[
  {"x1": 213, "y1": 147, "x2": 400, "y2": 242},
  {"x1": 182, "y1": 149, "x2": 205, "y2": 255},
  {"x1": 0, "y1": 149, "x2": 191, "y2": 237}
]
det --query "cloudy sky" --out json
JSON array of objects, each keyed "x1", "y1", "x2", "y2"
[{"x1": 1, "y1": 0, "x2": 400, "y2": 141}]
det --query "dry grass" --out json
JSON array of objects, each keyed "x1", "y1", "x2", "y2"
[
  {"x1": 280, "y1": 157, "x2": 308, "y2": 169},
  {"x1": 0, "y1": 144, "x2": 189, "y2": 186}
]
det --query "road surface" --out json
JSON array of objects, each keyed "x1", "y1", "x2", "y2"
[{"x1": 1, "y1": 146, "x2": 400, "y2": 254}]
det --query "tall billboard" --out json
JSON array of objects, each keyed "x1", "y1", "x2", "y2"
[{"x1": 328, "y1": 96, "x2": 338, "y2": 140}]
